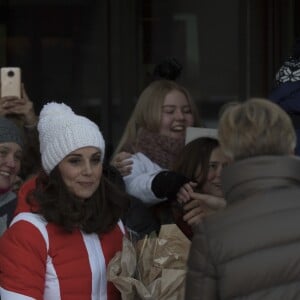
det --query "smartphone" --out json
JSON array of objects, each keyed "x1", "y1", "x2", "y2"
[{"x1": 0, "y1": 67, "x2": 21, "y2": 98}]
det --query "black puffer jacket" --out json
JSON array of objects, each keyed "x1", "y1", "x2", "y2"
[{"x1": 185, "y1": 156, "x2": 300, "y2": 300}]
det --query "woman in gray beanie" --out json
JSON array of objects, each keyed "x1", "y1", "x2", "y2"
[{"x1": 0, "y1": 116, "x2": 23, "y2": 236}]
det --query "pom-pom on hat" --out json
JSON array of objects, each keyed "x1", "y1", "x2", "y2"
[
  {"x1": 153, "y1": 57, "x2": 183, "y2": 81},
  {"x1": 38, "y1": 102, "x2": 105, "y2": 174},
  {"x1": 0, "y1": 117, "x2": 24, "y2": 148}
]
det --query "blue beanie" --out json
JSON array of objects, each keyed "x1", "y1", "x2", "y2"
[{"x1": 0, "y1": 117, "x2": 24, "y2": 149}]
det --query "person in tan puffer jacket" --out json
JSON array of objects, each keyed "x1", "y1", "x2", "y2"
[{"x1": 185, "y1": 98, "x2": 300, "y2": 300}]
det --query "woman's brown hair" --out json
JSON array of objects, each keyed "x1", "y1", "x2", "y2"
[
  {"x1": 27, "y1": 167, "x2": 130, "y2": 234},
  {"x1": 173, "y1": 137, "x2": 219, "y2": 191}
]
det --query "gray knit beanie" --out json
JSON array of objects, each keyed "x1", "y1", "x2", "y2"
[
  {"x1": 0, "y1": 117, "x2": 24, "y2": 148},
  {"x1": 38, "y1": 102, "x2": 105, "y2": 174}
]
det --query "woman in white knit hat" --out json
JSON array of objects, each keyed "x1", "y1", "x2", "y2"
[{"x1": 0, "y1": 102, "x2": 129, "y2": 300}]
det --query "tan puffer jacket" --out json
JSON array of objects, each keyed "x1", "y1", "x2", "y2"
[{"x1": 185, "y1": 155, "x2": 300, "y2": 300}]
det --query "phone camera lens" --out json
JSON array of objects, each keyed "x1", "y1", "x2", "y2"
[{"x1": 7, "y1": 70, "x2": 15, "y2": 77}]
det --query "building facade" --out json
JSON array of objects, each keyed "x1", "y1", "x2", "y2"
[{"x1": 0, "y1": 0, "x2": 297, "y2": 158}]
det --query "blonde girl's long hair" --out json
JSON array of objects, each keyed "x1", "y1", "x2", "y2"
[{"x1": 113, "y1": 79, "x2": 202, "y2": 157}]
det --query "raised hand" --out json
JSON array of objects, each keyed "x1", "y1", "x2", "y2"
[{"x1": 111, "y1": 151, "x2": 133, "y2": 176}]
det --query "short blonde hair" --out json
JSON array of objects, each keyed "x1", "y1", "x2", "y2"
[
  {"x1": 113, "y1": 79, "x2": 201, "y2": 155},
  {"x1": 218, "y1": 98, "x2": 296, "y2": 160}
]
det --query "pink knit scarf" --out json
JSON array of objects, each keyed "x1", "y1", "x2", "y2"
[{"x1": 123, "y1": 129, "x2": 185, "y2": 169}]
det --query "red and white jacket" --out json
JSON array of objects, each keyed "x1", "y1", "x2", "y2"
[{"x1": 0, "y1": 211, "x2": 125, "y2": 300}]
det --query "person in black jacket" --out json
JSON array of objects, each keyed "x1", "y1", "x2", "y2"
[{"x1": 269, "y1": 38, "x2": 300, "y2": 155}]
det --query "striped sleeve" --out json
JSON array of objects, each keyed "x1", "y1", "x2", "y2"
[{"x1": 0, "y1": 214, "x2": 48, "y2": 300}]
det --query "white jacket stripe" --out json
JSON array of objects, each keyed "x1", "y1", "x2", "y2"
[
  {"x1": 11, "y1": 213, "x2": 49, "y2": 250},
  {"x1": 0, "y1": 287, "x2": 35, "y2": 300},
  {"x1": 118, "y1": 219, "x2": 125, "y2": 234},
  {"x1": 81, "y1": 232, "x2": 107, "y2": 300},
  {"x1": 10, "y1": 213, "x2": 61, "y2": 300}
]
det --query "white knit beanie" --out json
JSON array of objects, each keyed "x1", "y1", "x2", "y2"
[{"x1": 38, "y1": 102, "x2": 105, "y2": 174}]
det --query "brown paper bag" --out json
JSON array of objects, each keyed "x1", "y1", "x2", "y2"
[{"x1": 107, "y1": 224, "x2": 191, "y2": 300}]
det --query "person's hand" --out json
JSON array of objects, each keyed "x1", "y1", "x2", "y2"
[
  {"x1": 182, "y1": 193, "x2": 226, "y2": 225},
  {"x1": 189, "y1": 192, "x2": 226, "y2": 211},
  {"x1": 176, "y1": 181, "x2": 197, "y2": 204},
  {"x1": 0, "y1": 96, "x2": 9, "y2": 116},
  {"x1": 182, "y1": 199, "x2": 207, "y2": 226},
  {"x1": 111, "y1": 151, "x2": 133, "y2": 176},
  {"x1": 0, "y1": 84, "x2": 37, "y2": 127},
  {"x1": 177, "y1": 182, "x2": 226, "y2": 226},
  {"x1": 177, "y1": 182, "x2": 205, "y2": 226}
]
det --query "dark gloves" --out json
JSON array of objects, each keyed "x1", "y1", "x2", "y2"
[{"x1": 151, "y1": 171, "x2": 190, "y2": 200}]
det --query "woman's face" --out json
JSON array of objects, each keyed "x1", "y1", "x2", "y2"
[
  {"x1": 159, "y1": 90, "x2": 194, "y2": 139},
  {"x1": 58, "y1": 146, "x2": 102, "y2": 200},
  {"x1": 0, "y1": 142, "x2": 22, "y2": 191},
  {"x1": 198, "y1": 146, "x2": 229, "y2": 197}
]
